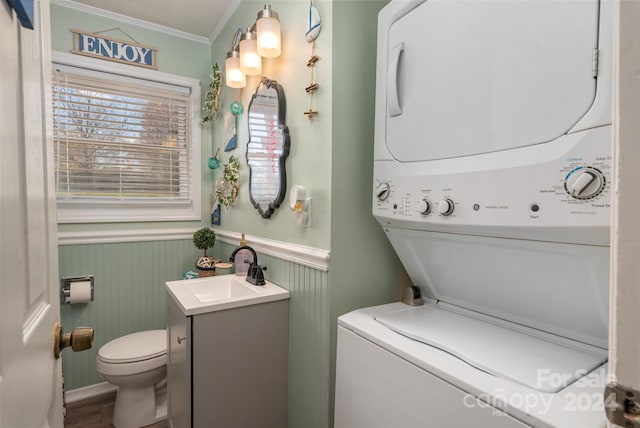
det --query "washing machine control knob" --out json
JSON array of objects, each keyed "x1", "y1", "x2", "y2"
[
  {"x1": 565, "y1": 167, "x2": 605, "y2": 199},
  {"x1": 375, "y1": 182, "x2": 391, "y2": 201},
  {"x1": 417, "y1": 199, "x2": 431, "y2": 215},
  {"x1": 438, "y1": 198, "x2": 455, "y2": 216}
]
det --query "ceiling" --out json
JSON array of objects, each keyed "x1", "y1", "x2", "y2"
[{"x1": 66, "y1": 0, "x2": 240, "y2": 41}]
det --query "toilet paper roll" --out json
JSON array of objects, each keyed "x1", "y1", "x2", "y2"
[{"x1": 69, "y1": 281, "x2": 93, "y2": 304}]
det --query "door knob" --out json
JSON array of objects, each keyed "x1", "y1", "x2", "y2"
[{"x1": 54, "y1": 322, "x2": 94, "y2": 359}]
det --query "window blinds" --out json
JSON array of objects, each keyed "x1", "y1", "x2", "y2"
[{"x1": 52, "y1": 65, "x2": 192, "y2": 204}]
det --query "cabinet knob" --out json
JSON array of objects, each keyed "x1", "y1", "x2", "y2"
[{"x1": 177, "y1": 336, "x2": 186, "y2": 344}]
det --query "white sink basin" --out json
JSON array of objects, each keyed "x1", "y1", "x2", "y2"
[
  {"x1": 185, "y1": 275, "x2": 260, "y2": 302},
  {"x1": 166, "y1": 275, "x2": 289, "y2": 316}
]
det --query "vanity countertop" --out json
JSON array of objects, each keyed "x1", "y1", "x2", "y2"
[{"x1": 166, "y1": 275, "x2": 289, "y2": 316}]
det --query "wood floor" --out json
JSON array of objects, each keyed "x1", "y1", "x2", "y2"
[{"x1": 64, "y1": 391, "x2": 168, "y2": 428}]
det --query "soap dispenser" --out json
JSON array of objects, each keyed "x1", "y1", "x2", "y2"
[{"x1": 234, "y1": 233, "x2": 254, "y2": 276}]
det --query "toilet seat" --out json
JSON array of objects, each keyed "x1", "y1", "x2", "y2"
[{"x1": 97, "y1": 330, "x2": 167, "y2": 376}]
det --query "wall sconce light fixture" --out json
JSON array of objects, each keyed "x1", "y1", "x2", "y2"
[{"x1": 225, "y1": 4, "x2": 282, "y2": 88}]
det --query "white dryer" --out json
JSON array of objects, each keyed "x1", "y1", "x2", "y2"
[{"x1": 335, "y1": 0, "x2": 612, "y2": 427}]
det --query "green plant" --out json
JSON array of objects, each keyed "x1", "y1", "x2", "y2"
[
  {"x1": 201, "y1": 63, "x2": 223, "y2": 124},
  {"x1": 193, "y1": 227, "x2": 216, "y2": 257}
]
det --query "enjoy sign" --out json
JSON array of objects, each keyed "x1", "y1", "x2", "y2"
[{"x1": 71, "y1": 29, "x2": 158, "y2": 69}]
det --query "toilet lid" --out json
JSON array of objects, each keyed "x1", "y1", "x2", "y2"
[{"x1": 98, "y1": 330, "x2": 166, "y2": 364}]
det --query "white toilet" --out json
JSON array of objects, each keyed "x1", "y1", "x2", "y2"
[{"x1": 96, "y1": 329, "x2": 168, "y2": 428}]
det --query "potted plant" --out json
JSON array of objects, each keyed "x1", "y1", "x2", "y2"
[{"x1": 193, "y1": 227, "x2": 217, "y2": 276}]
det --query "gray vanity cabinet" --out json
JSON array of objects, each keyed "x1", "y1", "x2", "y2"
[
  {"x1": 167, "y1": 296, "x2": 191, "y2": 428},
  {"x1": 167, "y1": 295, "x2": 289, "y2": 428}
]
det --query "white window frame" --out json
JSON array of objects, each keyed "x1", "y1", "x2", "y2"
[{"x1": 52, "y1": 51, "x2": 201, "y2": 223}]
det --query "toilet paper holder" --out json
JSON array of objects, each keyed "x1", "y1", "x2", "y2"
[{"x1": 61, "y1": 275, "x2": 94, "y2": 304}]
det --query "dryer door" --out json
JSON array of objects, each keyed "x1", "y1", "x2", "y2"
[{"x1": 385, "y1": 0, "x2": 599, "y2": 161}]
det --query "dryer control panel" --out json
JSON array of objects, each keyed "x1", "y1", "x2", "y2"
[{"x1": 373, "y1": 127, "x2": 611, "y2": 246}]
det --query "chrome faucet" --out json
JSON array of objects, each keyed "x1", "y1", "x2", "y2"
[{"x1": 229, "y1": 245, "x2": 266, "y2": 285}]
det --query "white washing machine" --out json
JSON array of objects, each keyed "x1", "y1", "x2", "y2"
[{"x1": 335, "y1": 0, "x2": 612, "y2": 427}]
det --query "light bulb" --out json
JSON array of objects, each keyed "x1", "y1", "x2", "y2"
[
  {"x1": 225, "y1": 50, "x2": 245, "y2": 88},
  {"x1": 256, "y1": 5, "x2": 281, "y2": 58},
  {"x1": 289, "y1": 185, "x2": 306, "y2": 211},
  {"x1": 293, "y1": 200, "x2": 305, "y2": 212},
  {"x1": 239, "y1": 30, "x2": 262, "y2": 76}
]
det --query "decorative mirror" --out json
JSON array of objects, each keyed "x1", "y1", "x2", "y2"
[{"x1": 246, "y1": 77, "x2": 290, "y2": 219}]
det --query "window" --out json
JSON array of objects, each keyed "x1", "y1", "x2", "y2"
[{"x1": 52, "y1": 52, "x2": 201, "y2": 223}]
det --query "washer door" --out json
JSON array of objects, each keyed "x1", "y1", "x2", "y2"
[{"x1": 385, "y1": 0, "x2": 599, "y2": 161}]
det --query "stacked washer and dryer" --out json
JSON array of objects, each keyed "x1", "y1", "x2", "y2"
[{"x1": 335, "y1": 0, "x2": 612, "y2": 427}]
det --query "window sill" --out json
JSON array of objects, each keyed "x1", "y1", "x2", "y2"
[{"x1": 57, "y1": 202, "x2": 201, "y2": 224}]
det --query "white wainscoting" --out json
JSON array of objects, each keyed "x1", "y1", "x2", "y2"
[{"x1": 58, "y1": 228, "x2": 331, "y2": 272}]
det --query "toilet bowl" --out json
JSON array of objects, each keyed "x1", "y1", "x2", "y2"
[{"x1": 96, "y1": 330, "x2": 168, "y2": 428}]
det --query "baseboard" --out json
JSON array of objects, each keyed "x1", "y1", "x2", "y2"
[{"x1": 65, "y1": 382, "x2": 117, "y2": 404}]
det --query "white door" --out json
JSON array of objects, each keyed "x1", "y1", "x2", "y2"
[
  {"x1": 608, "y1": 0, "x2": 640, "y2": 427},
  {"x1": 0, "y1": 0, "x2": 63, "y2": 427}
]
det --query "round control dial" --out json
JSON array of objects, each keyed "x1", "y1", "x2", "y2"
[
  {"x1": 437, "y1": 198, "x2": 455, "y2": 216},
  {"x1": 375, "y1": 182, "x2": 390, "y2": 201},
  {"x1": 565, "y1": 167, "x2": 605, "y2": 200},
  {"x1": 417, "y1": 199, "x2": 431, "y2": 215}
]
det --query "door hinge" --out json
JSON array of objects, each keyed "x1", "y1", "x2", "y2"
[
  {"x1": 592, "y1": 48, "x2": 600, "y2": 78},
  {"x1": 605, "y1": 382, "x2": 640, "y2": 427}
]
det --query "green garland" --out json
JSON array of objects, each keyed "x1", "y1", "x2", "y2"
[
  {"x1": 201, "y1": 63, "x2": 223, "y2": 124},
  {"x1": 215, "y1": 156, "x2": 239, "y2": 208}
]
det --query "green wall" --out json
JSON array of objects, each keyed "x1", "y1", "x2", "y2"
[
  {"x1": 59, "y1": 240, "x2": 200, "y2": 388},
  {"x1": 54, "y1": 2, "x2": 406, "y2": 428},
  {"x1": 51, "y1": 3, "x2": 212, "y2": 391},
  {"x1": 50, "y1": 3, "x2": 213, "y2": 234},
  {"x1": 328, "y1": 0, "x2": 404, "y2": 423},
  {"x1": 50, "y1": 5, "x2": 211, "y2": 78},
  {"x1": 209, "y1": 1, "x2": 333, "y2": 250},
  {"x1": 212, "y1": 1, "x2": 404, "y2": 427},
  {"x1": 210, "y1": 4, "x2": 336, "y2": 426},
  {"x1": 214, "y1": 242, "x2": 330, "y2": 428}
]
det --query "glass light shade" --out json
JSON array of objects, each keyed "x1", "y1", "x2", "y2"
[
  {"x1": 225, "y1": 50, "x2": 245, "y2": 88},
  {"x1": 239, "y1": 31, "x2": 262, "y2": 76},
  {"x1": 256, "y1": 16, "x2": 281, "y2": 58}
]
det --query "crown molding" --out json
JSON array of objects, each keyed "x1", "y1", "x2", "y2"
[
  {"x1": 208, "y1": 0, "x2": 242, "y2": 43},
  {"x1": 51, "y1": 0, "x2": 211, "y2": 45}
]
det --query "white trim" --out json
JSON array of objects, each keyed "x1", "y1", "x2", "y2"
[
  {"x1": 610, "y1": 0, "x2": 640, "y2": 391},
  {"x1": 215, "y1": 229, "x2": 331, "y2": 272},
  {"x1": 58, "y1": 228, "x2": 199, "y2": 245},
  {"x1": 53, "y1": 50, "x2": 200, "y2": 87},
  {"x1": 56, "y1": 206, "x2": 201, "y2": 224},
  {"x1": 57, "y1": 227, "x2": 331, "y2": 272},
  {"x1": 51, "y1": 0, "x2": 211, "y2": 45},
  {"x1": 208, "y1": 0, "x2": 243, "y2": 43},
  {"x1": 64, "y1": 382, "x2": 118, "y2": 404}
]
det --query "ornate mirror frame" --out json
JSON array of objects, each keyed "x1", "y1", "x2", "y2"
[{"x1": 246, "y1": 77, "x2": 290, "y2": 219}]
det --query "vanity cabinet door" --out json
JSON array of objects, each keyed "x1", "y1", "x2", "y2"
[
  {"x1": 168, "y1": 297, "x2": 191, "y2": 428},
  {"x1": 191, "y1": 300, "x2": 289, "y2": 428}
]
